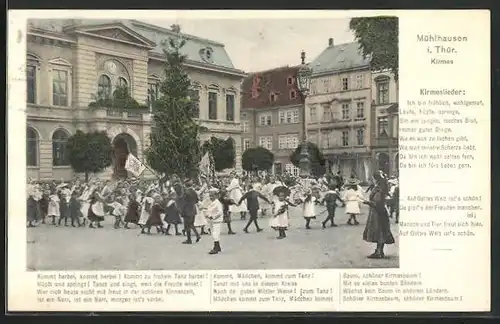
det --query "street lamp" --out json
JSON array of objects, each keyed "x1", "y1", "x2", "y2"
[{"x1": 296, "y1": 50, "x2": 313, "y2": 178}]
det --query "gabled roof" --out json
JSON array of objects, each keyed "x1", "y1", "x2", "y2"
[
  {"x1": 311, "y1": 41, "x2": 370, "y2": 75},
  {"x1": 63, "y1": 21, "x2": 157, "y2": 49},
  {"x1": 241, "y1": 66, "x2": 303, "y2": 109}
]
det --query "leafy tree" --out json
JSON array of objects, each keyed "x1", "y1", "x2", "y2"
[
  {"x1": 289, "y1": 142, "x2": 326, "y2": 177},
  {"x1": 67, "y1": 130, "x2": 113, "y2": 182},
  {"x1": 349, "y1": 16, "x2": 399, "y2": 81},
  {"x1": 242, "y1": 147, "x2": 274, "y2": 173},
  {"x1": 202, "y1": 136, "x2": 236, "y2": 172},
  {"x1": 145, "y1": 34, "x2": 205, "y2": 179}
]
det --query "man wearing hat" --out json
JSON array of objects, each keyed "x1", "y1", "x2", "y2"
[{"x1": 181, "y1": 179, "x2": 201, "y2": 244}]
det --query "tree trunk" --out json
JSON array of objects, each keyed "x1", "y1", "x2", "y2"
[{"x1": 85, "y1": 172, "x2": 89, "y2": 182}]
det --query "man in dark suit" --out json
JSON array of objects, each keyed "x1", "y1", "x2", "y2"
[
  {"x1": 238, "y1": 185, "x2": 271, "y2": 233},
  {"x1": 181, "y1": 179, "x2": 200, "y2": 244}
]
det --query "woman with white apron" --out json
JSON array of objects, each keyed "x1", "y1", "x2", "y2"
[
  {"x1": 226, "y1": 172, "x2": 246, "y2": 220},
  {"x1": 195, "y1": 181, "x2": 209, "y2": 235}
]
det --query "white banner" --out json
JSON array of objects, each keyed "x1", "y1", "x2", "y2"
[
  {"x1": 124, "y1": 154, "x2": 146, "y2": 177},
  {"x1": 199, "y1": 152, "x2": 210, "y2": 176}
]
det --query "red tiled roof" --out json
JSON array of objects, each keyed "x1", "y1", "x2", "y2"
[{"x1": 241, "y1": 65, "x2": 304, "y2": 109}]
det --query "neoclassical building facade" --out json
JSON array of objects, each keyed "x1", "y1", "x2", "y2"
[{"x1": 25, "y1": 19, "x2": 246, "y2": 181}]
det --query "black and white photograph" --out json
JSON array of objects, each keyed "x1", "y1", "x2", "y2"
[{"x1": 24, "y1": 15, "x2": 400, "y2": 271}]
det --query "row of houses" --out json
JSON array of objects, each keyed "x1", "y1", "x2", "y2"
[
  {"x1": 24, "y1": 19, "x2": 397, "y2": 182},
  {"x1": 241, "y1": 38, "x2": 398, "y2": 182}
]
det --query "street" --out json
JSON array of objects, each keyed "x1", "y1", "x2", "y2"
[{"x1": 26, "y1": 203, "x2": 399, "y2": 271}]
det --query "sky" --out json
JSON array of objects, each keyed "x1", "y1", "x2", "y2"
[{"x1": 141, "y1": 18, "x2": 355, "y2": 73}]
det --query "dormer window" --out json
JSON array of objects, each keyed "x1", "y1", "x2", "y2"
[
  {"x1": 270, "y1": 92, "x2": 277, "y2": 103},
  {"x1": 287, "y1": 76, "x2": 295, "y2": 85},
  {"x1": 200, "y1": 47, "x2": 214, "y2": 63},
  {"x1": 289, "y1": 89, "x2": 297, "y2": 99}
]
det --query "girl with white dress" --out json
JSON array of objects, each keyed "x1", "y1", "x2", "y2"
[
  {"x1": 195, "y1": 182, "x2": 209, "y2": 235},
  {"x1": 138, "y1": 190, "x2": 155, "y2": 234},
  {"x1": 226, "y1": 173, "x2": 247, "y2": 220},
  {"x1": 342, "y1": 182, "x2": 364, "y2": 225},
  {"x1": 259, "y1": 178, "x2": 272, "y2": 217},
  {"x1": 301, "y1": 187, "x2": 321, "y2": 229},
  {"x1": 270, "y1": 191, "x2": 297, "y2": 239}
]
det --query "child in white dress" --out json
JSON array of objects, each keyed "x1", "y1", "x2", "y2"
[
  {"x1": 270, "y1": 190, "x2": 297, "y2": 239},
  {"x1": 342, "y1": 182, "x2": 364, "y2": 225}
]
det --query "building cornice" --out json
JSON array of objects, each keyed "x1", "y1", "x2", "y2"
[
  {"x1": 73, "y1": 31, "x2": 155, "y2": 50},
  {"x1": 242, "y1": 103, "x2": 304, "y2": 111},
  {"x1": 27, "y1": 28, "x2": 76, "y2": 45},
  {"x1": 149, "y1": 53, "x2": 247, "y2": 78},
  {"x1": 312, "y1": 64, "x2": 370, "y2": 78}
]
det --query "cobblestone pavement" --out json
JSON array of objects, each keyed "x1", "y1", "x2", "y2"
[{"x1": 27, "y1": 203, "x2": 399, "y2": 271}]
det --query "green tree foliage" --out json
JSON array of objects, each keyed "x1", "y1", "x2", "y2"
[
  {"x1": 349, "y1": 16, "x2": 399, "y2": 81},
  {"x1": 202, "y1": 136, "x2": 236, "y2": 172},
  {"x1": 67, "y1": 130, "x2": 113, "y2": 182},
  {"x1": 88, "y1": 85, "x2": 149, "y2": 111},
  {"x1": 242, "y1": 147, "x2": 274, "y2": 172},
  {"x1": 145, "y1": 35, "x2": 205, "y2": 179},
  {"x1": 289, "y1": 142, "x2": 326, "y2": 177}
]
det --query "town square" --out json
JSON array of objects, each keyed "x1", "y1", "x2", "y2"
[{"x1": 24, "y1": 16, "x2": 399, "y2": 270}]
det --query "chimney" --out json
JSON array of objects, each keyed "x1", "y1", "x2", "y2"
[{"x1": 328, "y1": 38, "x2": 334, "y2": 46}]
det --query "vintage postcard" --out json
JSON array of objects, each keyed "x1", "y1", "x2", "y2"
[{"x1": 7, "y1": 10, "x2": 490, "y2": 312}]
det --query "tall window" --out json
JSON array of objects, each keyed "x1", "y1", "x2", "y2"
[
  {"x1": 341, "y1": 131, "x2": 349, "y2": 147},
  {"x1": 242, "y1": 120, "x2": 249, "y2": 133},
  {"x1": 310, "y1": 107, "x2": 317, "y2": 123},
  {"x1": 323, "y1": 79, "x2": 331, "y2": 93},
  {"x1": 322, "y1": 131, "x2": 330, "y2": 148},
  {"x1": 310, "y1": 79, "x2": 317, "y2": 95},
  {"x1": 342, "y1": 77, "x2": 349, "y2": 91},
  {"x1": 322, "y1": 104, "x2": 332, "y2": 121},
  {"x1": 341, "y1": 103, "x2": 350, "y2": 120},
  {"x1": 356, "y1": 102, "x2": 365, "y2": 118},
  {"x1": 52, "y1": 129, "x2": 69, "y2": 166},
  {"x1": 117, "y1": 77, "x2": 128, "y2": 90},
  {"x1": 189, "y1": 89, "x2": 200, "y2": 118},
  {"x1": 226, "y1": 94, "x2": 235, "y2": 121},
  {"x1": 377, "y1": 79, "x2": 390, "y2": 104},
  {"x1": 356, "y1": 74, "x2": 364, "y2": 89},
  {"x1": 27, "y1": 127, "x2": 38, "y2": 167},
  {"x1": 356, "y1": 128, "x2": 364, "y2": 146},
  {"x1": 259, "y1": 113, "x2": 272, "y2": 126},
  {"x1": 97, "y1": 75, "x2": 112, "y2": 100},
  {"x1": 243, "y1": 139, "x2": 251, "y2": 151},
  {"x1": 378, "y1": 116, "x2": 389, "y2": 136},
  {"x1": 148, "y1": 82, "x2": 159, "y2": 111},
  {"x1": 208, "y1": 92, "x2": 217, "y2": 120},
  {"x1": 52, "y1": 70, "x2": 68, "y2": 106},
  {"x1": 259, "y1": 136, "x2": 273, "y2": 150},
  {"x1": 26, "y1": 65, "x2": 37, "y2": 104}
]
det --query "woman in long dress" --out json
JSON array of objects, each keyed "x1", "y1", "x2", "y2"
[
  {"x1": 362, "y1": 171, "x2": 395, "y2": 259},
  {"x1": 144, "y1": 193, "x2": 164, "y2": 235},
  {"x1": 124, "y1": 191, "x2": 140, "y2": 228},
  {"x1": 138, "y1": 191, "x2": 155, "y2": 234},
  {"x1": 226, "y1": 173, "x2": 247, "y2": 220}
]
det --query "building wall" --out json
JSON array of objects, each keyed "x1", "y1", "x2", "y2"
[
  {"x1": 305, "y1": 68, "x2": 372, "y2": 181},
  {"x1": 370, "y1": 71, "x2": 399, "y2": 176},
  {"x1": 26, "y1": 24, "x2": 244, "y2": 181}
]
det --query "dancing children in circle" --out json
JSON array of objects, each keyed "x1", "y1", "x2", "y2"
[
  {"x1": 206, "y1": 188, "x2": 224, "y2": 255},
  {"x1": 238, "y1": 183, "x2": 271, "y2": 233},
  {"x1": 270, "y1": 187, "x2": 297, "y2": 239}
]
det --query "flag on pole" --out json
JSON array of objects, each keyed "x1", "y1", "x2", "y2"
[
  {"x1": 125, "y1": 153, "x2": 146, "y2": 177},
  {"x1": 199, "y1": 152, "x2": 210, "y2": 177}
]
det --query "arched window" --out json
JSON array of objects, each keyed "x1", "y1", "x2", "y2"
[
  {"x1": 26, "y1": 127, "x2": 38, "y2": 167},
  {"x1": 97, "y1": 75, "x2": 112, "y2": 100},
  {"x1": 118, "y1": 77, "x2": 128, "y2": 89},
  {"x1": 52, "y1": 129, "x2": 70, "y2": 166}
]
